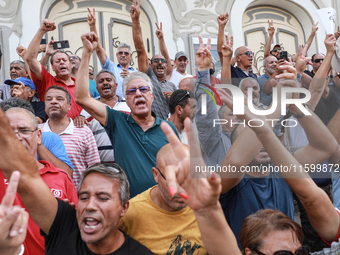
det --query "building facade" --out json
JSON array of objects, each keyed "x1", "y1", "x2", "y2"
[{"x1": 0, "y1": 0, "x2": 338, "y2": 82}]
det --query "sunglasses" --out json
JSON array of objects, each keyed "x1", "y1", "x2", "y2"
[
  {"x1": 118, "y1": 51, "x2": 130, "y2": 56},
  {"x1": 156, "y1": 167, "x2": 166, "y2": 180},
  {"x1": 255, "y1": 245, "x2": 310, "y2": 255},
  {"x1": 176, "y1": 91, "x2": 190, "y2": 105},
  {"x1": 272, "y1": 47, "x2": 282, "y2": 52},
  {"x1": 152, "y1": 58, "x2": 167, "y2": 63},
  {"x1": 313, "y1": 58, "x2": 324, "y2": 63},
  {"x1": 239, "y1": 51, "x2": 254, "y2": 57},
  {"x1": 125, "y1": 86, "x2": 150, "y2": 96}
]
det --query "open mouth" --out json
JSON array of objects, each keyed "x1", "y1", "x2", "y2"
[
  {"x1": 102, "y1": 86, "x2": 111, "y2": 92},
  {"x1": 135, "y1": 97, "x2": 146, "y2": 106},
  {"x1": 83, "y1": 218, "x2": 100, "y2": 232}
]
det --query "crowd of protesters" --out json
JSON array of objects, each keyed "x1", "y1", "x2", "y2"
[{"x1": 1, "y1": 1, "x2": 340, "y2": 255}]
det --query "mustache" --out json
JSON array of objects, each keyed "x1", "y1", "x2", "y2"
[{"x1": 135, "y1": 97, "x2": 146, "y2": 104}]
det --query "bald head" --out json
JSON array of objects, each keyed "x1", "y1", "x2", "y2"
[{"x1": 179, "y1": 77, "x2": 196, "y2": 92}]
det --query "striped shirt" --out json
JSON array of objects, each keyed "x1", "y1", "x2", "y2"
[
  {"x1": 39, "y1": 119, "x2": 100, "y2": 188},
  {"x1": 80, "y1": 96, "x2": 131, "y2": 162}
]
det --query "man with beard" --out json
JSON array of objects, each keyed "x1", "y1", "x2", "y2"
[
  {"x1": 239, "y1": 77, "x2": 266, "y2": 110},
  {"x1": 77, "y1": 69, "x2": 131, "y2": 162},
  {"x1": 130, "y1": 0, "x2": 177, "y2": 120},
  {"x1": 258, "y1": 56, "x2": 284, "y2": 106},
  {"x1": 118, "y1": 144, "x2": 207, "y2": 255},
  {"x1": 168, "y1": 89, "x2": 193, "y2": 144}
]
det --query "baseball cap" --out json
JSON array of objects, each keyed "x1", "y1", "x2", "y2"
[
  {"x1": 175, "y1": 51, "x2": 188, "y2": 60},
  {"x1": 271, "y1": 44, "x2": 281, "y2": 51},
  {"x1": 4, "y1": 77, "x2": 36, "y2": 90}
]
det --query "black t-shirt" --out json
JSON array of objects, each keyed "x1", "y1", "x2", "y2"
[
  {"x1": 42, "y1": 199, "x2": 154, "y2": 255},
  {"x1": 31, "y1": 101, "x2": 46, "y2": 122}
]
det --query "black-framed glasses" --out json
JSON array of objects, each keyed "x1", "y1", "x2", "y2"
[
  {"x1": 156, "y1": 167, "x2": 166, "y2": 180},
  {"x1": 313, "y1": 58, "x2": 324, "y2": 63},
  {"x1": 255, "y1": 245, "x2": 310, "y2": 255},
  {"x1": 125, "y1": 86, "x2": 151, "y2": 96},
  {"x1": 13, "y1": 128, "x2": 38, "y2": 139},
  {"x1": 272, "y1": 47, "x2": 282, "y2": 52},
  {"x1": 118, "y1": 51, "x2": 130, "y2": 56},
  {"x1": 176, "y1": 91, "x2": 190, "y2": 105},
  {"x1": 152, "y1": 58, "x2": 167, "y2": 64},
  {"x1": 238, "y1": 51, "x2": 254, "y2": 57}
]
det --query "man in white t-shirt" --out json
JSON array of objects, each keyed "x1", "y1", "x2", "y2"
[{"x1": 168, "y1": 51, "x2": 193, "y2": 88}]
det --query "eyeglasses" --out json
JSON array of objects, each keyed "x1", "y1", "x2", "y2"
[
  {"x1": 118, "y1": 51, "x2": 130, "y2": 56},
  {"x1": 89, "y1": 72, "x2": 94, "y2": 76},
  {"x1": 238, "y1": 51, "x2": 254, "y2": 57},
  {"x1": 152, "y1": 58, "x2": 167, "y2": 64},
  {"x1": 176, "y1": 91, "x2": 190, "y2": 105},
  {"x1": 255, "y1": 245, "x2": 310, "y2": 255},
  {"x1": 313, "y1": 58, "x2": 324, "y2": 63},
  {"x1": 156, "y1": 167, "x2": 166, "y2": 180},
  {"x1": 125, "y1": 86, "x2": 151, "y2": 95},
  {"x1": 69, "y1": 56, "x2": 79, "y2": 60},
  {"x1": 13, "y1": 128, "x2": 37, "y2": 138},
  {"x1": 272, "y1": 47, "x2": 282, "y2": 52}
]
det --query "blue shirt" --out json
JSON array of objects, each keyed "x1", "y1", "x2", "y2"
[
  {"x1": 258, "y1": 73, "x2": 272, "y2": 106},
  {"x1": 104, "y1": 107, "x2": 179, "y2": 197},
  {"x1": 219, "y1": 171, "x2": 294, "y2": 248},
  {"x1": 39, "y1": 132, "x2": 74, "y2": 169},
  {"x1": 101, "y1": 56, "x2": 136, "y2": 98},
  {"x1": 89, "y1": 79, "x2": 100, "y2": 98}
]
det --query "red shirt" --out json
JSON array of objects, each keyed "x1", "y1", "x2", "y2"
[
  {"x1": 30, "y1": 66, "x2": 83, "y2": 119},
  {"x1": 0, "y1": 161, "x2": 78, "y2": 255}
]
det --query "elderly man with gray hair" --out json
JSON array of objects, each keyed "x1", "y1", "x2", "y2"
[
  {"x1": 75, "y1": 31, "x2": 178, "y2": 197},
  {"x1": 87, "y1": 8, "x2": 136, "y2": 98}
]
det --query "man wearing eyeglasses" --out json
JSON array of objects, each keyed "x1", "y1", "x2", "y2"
[
  {"x1": 75, "y1": 31, "x2": 178, "y2": 197},
  {"x1": 118, "y1": 144, "x2": 207, "y2": 254},
  {"x1": 87, "y1": 8, "x2": 136, "y2": 99},
  {"x1": 130, "y1": 1, "x2": 177, "y2": 120},
  {"x1": 0, "y1": 107, "x2": 78, "y2": 255}
]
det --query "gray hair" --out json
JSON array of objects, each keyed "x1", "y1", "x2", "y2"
[
  {"x1": 77, "y1": 163, "x2": 130, "y2": 206},
  {"x1": 117, "y1": 43, "x2": 132, "y2": 53},
  {"x1": 238, "y1": 77, "x2": 258, "y2": 90},
  {"x1": 10, "y1": 60, "x2": 27, "y2": 71},
  {"x1": 122, "y1": 71, "x2": 153, "y2": 97},
  {"x1": 95, "y1": 69, "x2": 116, "y2": 83},
  {"x1": 234, "y1": 48, "x2": 240, "y2": 60},
  {"x1": 0, "y1": 97, "x2": 34, "y2": 114},
  {"x1": 5, "y1": 107, "x2": 38, "y2": 129}
]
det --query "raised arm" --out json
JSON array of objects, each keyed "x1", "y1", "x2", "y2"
[
  {"x1": 39, "y1": 40, "x2": 59, "y2": 68},
  {"x1": 240, "y1": 104, "x2": 340, "y2": 243},
  {"x1": 26, "y1": 19, "x2": 56, "y2": 80},
  {"x1": 217, "y1": 12, "x2": 229, "y2": 67},
  {"x1": 220, "y1": 34, "x2": 233, "y2": 85},
  {"x1": 305, "y1": 21, "x2": 319, "y2": 52},
  {"x1": 264, "y1": 20, "x2": 275, "y2": 59},
  {"x1": 308, "y1": 34, "x2": 336, "y2": 111},
  {"x1": 87, "y1": 8, "x2": 107, "y2": 65},
  {"x1": 155, "y1": 22, "x2": 173, "y2": 79},
  {"x1": 130, "y1": 0, "x2": 149, "y2": 73},
  {"x1": 0, "y1": 108, "x2": 57, "y2": 235},
  {"x1": 75, "y1": 32, "x2": 107, "y2": 126}
]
